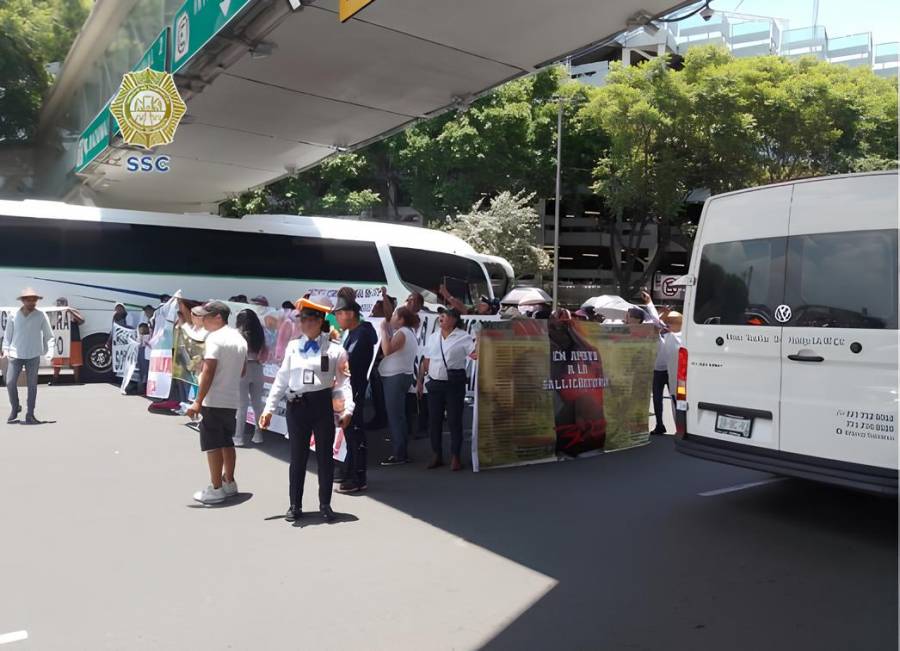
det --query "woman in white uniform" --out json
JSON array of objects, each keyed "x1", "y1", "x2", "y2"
[{"x1": 259, "y1": 298, "x2": 354, "y2": 522}]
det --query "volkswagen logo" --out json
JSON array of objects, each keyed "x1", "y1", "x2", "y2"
[{"x1": 774, "y1": 304, "x2": 792, "y2": 323}]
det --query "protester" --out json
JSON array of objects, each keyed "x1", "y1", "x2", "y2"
[
  {"x1": 141, "y1": 305, "x2": 155, "y2": 324},
  {"x1": 50, "y1": 297, "x2": 85, "y2": 385},
  {"x1": 185, "y1": 301, "x2": 248, "y2": 505},
  {"x1": 378, "y1": 306, "x2": 419, "y2": 466},
  {"x1": 2, "y1": 288, "x2": 54, "y2": 424},
  {"x1": 402, "y1": 291, "x2": 430, "y2": 440},
  {"x1": 250, "y1": 295, "x2": 269, "y2": 307},
  {"x1": 260, "y1": 298, "x2": 354, "y2": 523},
  {"x1": 234, "y1": 309, "x2": 268, "y2": 446},
  {"x1": 281, "y1": 301, "x2": 294, "y2": 311},
  {"x1": 112, "y1": 302, "x2": 133, "y2": 328},
  {"x1": 365, "y1": 289, "x2": 396, "y2": 431},
  {"x1": 417, "y1": 307, "x2": 475, "y2": 471},
  {"x1": 659, "y1": 311, "x2": 684, "y2": 426},
  {"x1": 137, "y1": 322, "x2": 151, "y2": 395},
  {"x1": 334, "y1": 294, "x2": 378, "y2": 493}
]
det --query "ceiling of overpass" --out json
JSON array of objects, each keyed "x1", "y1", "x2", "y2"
[{"x1": 86, "y1": 0, "x2": 688, "y2": 212}]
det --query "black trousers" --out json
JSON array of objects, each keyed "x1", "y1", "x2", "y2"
[
  {"x1": 286, "y1": 389, "x2": 335, "y2": 508},
  {"x1": 427, "y1": 378, "x2": 466, "y2": 460},
  {"x1": 652, "y1": 370, "x2": 669, "y2": 433},
  {"x1": 344, "y1": 380, "x2": 368, "y2": 485}
]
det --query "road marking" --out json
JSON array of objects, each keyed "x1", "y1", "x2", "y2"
[
  {"x1": 0, "y1": 630, "x2": 28, "y2": 645},
  {"x1": 699, "y1": 477, "x2": 787, "y2": 497}
]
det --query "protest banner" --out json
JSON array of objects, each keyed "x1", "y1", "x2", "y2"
[
  {"x1": 119, "y1": 338, "x2": 141, "y2": 394},
  {"x1": 147, "y1": 296, "x2": 178, "y2": 399},
  {"x1": 172, "y1": 325, "x2": 206, "y2": 387},
  {"x1": 473, "y1": 319, "x2": 657, "y2": 471},
  {"x1": 1, "y1": 307, "x2": 70, "y2": 368},
  {"x1": 474, "y1": 320, "x2": 558, "y2": 471},
  {"x1": 111, "y1": 324, "x2": 138, "y2": 377}
]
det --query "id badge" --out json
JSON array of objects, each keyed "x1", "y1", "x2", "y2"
[{"x1": 302, "y1": 369, "x2": 315, "y2": 385}]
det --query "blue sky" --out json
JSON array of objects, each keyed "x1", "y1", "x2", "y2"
[{"x1": 712, "y1": 0, "x2": 900, "y2": 44}]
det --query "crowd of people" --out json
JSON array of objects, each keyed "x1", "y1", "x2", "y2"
[{"x1": 2, "y1": 282, "x2": 682, "y2": 522}]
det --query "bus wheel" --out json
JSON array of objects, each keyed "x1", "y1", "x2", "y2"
[{"x1": 82, "y1": 334, "x2": 113, "y2": 383}]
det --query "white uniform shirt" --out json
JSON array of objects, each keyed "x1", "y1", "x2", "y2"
[
  {"x1": 2, "y1": 308, "x2": 53, "y2": 359},
  {"x1": 264, "y1": 333, "x2": 354, "y2": 418},
  {"x1": 424, "y1": 328, "x2": 475, "y2": 381}
]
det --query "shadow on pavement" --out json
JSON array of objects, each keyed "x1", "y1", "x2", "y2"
[
  {"x1": 244, "y1": 417, "x2": 899, "y2": 650},
  {"x1": 185, "y1": 493, "x2": 254, "y2": 509}
]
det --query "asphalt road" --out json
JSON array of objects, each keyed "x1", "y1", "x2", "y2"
[{"x1": 0, "y1": 383, "x2": 895, "y2": 650}]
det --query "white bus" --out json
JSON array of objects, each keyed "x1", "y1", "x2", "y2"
[
  {"x1": 0, "y1": 199, "x2": 512, "y2": 381},
  {"x1": 673, "y1": 172, "x2": 897, "y2": 495}
]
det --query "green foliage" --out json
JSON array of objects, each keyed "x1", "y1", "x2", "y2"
[
  {"x1": 580, "y1": 46, "x2": 899, "y2": 294},
  {"x1": 224, "y1": 47, "x2": 897, "y2": 294},
  {"x1": 0, "y1": 0, "x2": 90, "y2": 142},
  {"x1": 443, "y1": 191, "x2": 551, "y2": 280}
]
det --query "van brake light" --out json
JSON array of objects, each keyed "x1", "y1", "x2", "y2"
[{"x1": 675, "y1": 346, "x2": 688, "y2": 436}]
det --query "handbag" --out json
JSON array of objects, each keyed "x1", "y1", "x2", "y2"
[{"x1": 440, "y1": 334, "x2": 467, "y2": 384}]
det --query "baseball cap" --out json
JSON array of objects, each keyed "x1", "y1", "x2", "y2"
[{"x1": 192, "y1": 300, "x2": 231, "y2": 320}]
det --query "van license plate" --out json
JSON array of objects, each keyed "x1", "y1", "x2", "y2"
[{"x1": 716, "y1": 414, "x2": 752, "y2": 438}]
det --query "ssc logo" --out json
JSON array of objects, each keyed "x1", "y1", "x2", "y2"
[
  {"x1": 109, "y1": 68, "x2": 186, "y2": 149},
  {"x1": 774, "y1": 305, "x2": 793, "y2": 323}
]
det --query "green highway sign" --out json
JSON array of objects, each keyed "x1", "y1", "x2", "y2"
[
  {"x1": 134, "y1": 28, "x2": 169, "y2": 73},
  {"x1": 171, "y1": 0, "x2": 255, "y2": 74},
  {"x1": 74, "y1": 105, "x2": 111, "y2": 173}
]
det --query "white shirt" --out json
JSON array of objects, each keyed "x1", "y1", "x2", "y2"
[
  {"x1": 379, "y1": 326, "x2": 418, "y2": 377},
  {"x1": 660, "y1": 331, "x2": 684, "y2": 390},
  {"x1": 202, "y1": 326, "x2": 247, "y2": 409},
  {"x1": 2, "y1": 308, "x2": 53, "y2": 359},
  {"x1": 264, "y1": 333, "x2": 354, "y2": 418},
  {"x1": 425, "y1": 328, "x2": 475, "y2": 381}
]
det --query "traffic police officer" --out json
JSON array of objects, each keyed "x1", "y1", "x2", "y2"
[{"x1": 259, "y1": 298, "x2": 354, "y2": 522}]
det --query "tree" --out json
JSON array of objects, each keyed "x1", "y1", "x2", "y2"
[
  {"x1": 581, "y1": 46, "x2": 899, "y2": 296},
  {"x1": 0, "y1": 0, "x2": 91, "y2": 142},
  {"x1": 222, "y1": 152, "x2": 381, "y2": 217},
  {"x1": 581, "y1": 56, "x2": 693, "y2": 296},
  {"x1": 443, "y1": 191, "x2": 550, "y2": 280}
]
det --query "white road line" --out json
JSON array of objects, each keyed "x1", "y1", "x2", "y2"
[
  {"x1": 0, "y1": 631, "x2": 28, "y2": 645},
  {"x1": 699, "y1": 477, "x2": 787, "y2": 497}
]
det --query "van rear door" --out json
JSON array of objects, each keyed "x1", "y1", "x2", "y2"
[
  {"x1": 685, "y1": 185, "x2": 790, "y2": 451},
  {"x1": 779, "y1": 174, "x2": 898, "y2": 471}
]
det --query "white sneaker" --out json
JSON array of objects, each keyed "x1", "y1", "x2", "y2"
[
  {"x1": 193, "y1": 485, "x2": 226, "y2": 504},
  {"x1": 251, "y1": 430, "x2": 264, "y2": 444},
  {"x1": 222, "y1": 479, "x2": 238, "y2": 497}
]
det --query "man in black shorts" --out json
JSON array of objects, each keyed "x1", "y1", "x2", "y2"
[{"x1": 186, "y1": 301, "x2": 248, "y2": 504}]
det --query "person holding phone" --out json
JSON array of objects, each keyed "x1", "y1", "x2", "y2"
[
  {"x1": 259, "y1": 298, "x2": 354, "y2": 523},
  {"x1": 416, "y1": 307, "x2": 475, "y2": 471}
]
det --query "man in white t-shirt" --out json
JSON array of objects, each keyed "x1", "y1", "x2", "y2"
[{"x1": 186, "y1": 301, "x2": 248, "y2": 504}]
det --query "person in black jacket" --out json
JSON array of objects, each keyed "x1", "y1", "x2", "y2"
[{"x1": 333, "y1": 294, "x2": 379, "y2": 492}]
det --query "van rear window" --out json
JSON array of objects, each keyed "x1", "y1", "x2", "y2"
[
  {"x1": 784, "y1": 229, "x2": 897, "y2": 329},
  {"x1": 694, "y1": 238, "x2": 787, "y2": 326}
]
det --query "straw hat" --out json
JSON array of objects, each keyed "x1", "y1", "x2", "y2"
[{"x1": 17, "y1": 287, "x2": 42, "y2": 300}]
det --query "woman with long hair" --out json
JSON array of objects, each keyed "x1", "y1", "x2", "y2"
[
  {"x1": 378, "y1": 306, "x2": 420, "y2": 466},
  {"x1": 235, "y1": 308, "x2": 267, "y2": 445}
]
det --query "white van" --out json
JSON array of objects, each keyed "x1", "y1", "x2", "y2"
[
  {"x1": 0, "y1": 199, "x2": 512, "y2": 381},
  {"x1": 673, "y1": 172, "x2": 898, "y2": 495}
]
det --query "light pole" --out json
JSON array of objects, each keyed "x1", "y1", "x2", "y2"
[{"x1": 552, "y1": 95, "x2": 563, "y2": 312}]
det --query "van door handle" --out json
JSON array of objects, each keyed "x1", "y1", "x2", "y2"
[{"x1": 787, "y1": 353, "x2": 824, "y2": 363}]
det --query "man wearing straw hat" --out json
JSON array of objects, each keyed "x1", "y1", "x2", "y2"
[{"x1": 2, "y1": 288, "x2": 54, "y2": 424}]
